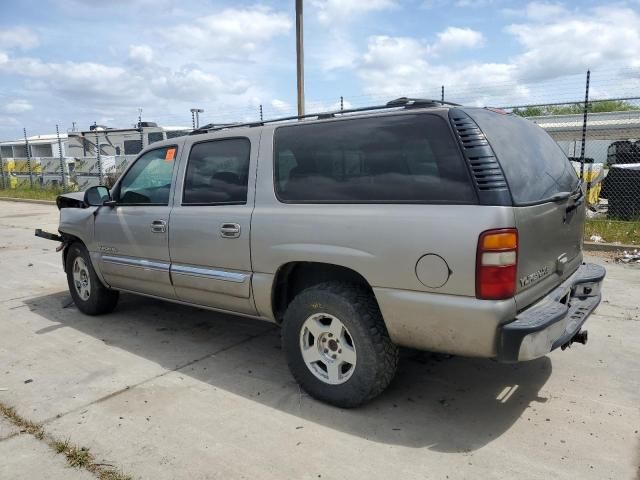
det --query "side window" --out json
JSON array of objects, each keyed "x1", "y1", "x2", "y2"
[
  {"x1": 148, "y1": 132, "x2": 164, "y2": 145},
  {"x1": 124, "y1": 140, "x2": 142, "y2": 155},
  {"x1": 117, "y1": 146, "x2": 177, "y2": 205},
  {"x1": 274, "y1": 114, "x2": 475, "y2": 203},
  {"x1": 182, "y1": 138, "x2": 251, "y2": 205},
  {"x1": 167, "y1": 130, "x2": 190, "y2": 139}
]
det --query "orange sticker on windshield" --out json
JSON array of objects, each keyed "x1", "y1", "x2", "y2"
[{"x1": 165, "y1": 147, "x2": 176, "y2": 161}]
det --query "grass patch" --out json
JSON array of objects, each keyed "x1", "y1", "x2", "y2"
[
  {"x1": 0, "y1": 186, "x2": 68, "y2": 201},
  {"x1": 0, "y1": 403, "x2": 45, "y2": 439},
  {"x1": 585, "y1": 219, "x2": 640, "y2": 245},
  {"x1": 0, "y1": 401, "x2": 132, "y2": 480}
]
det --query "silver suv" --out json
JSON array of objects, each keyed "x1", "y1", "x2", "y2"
[{"x1": 39, "y1": 98, "x2": 606, "y2": 408}]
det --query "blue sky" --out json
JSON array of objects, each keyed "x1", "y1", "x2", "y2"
[{"x1": 1, "y1": 0, "x2": 639, "y2": 138}]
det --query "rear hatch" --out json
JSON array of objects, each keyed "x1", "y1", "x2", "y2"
[{"x1": 464, "y1": 108, "x2": 584, "y2": 310}]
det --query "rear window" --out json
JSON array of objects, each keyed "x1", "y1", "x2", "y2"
[
  {"x1": 183, "y1": 138, "x2": 250, "y2": 205},
  {"x1": 465, "y1": 109, "x2": 579, "y2": 205},
  {"x1": 274, "y1": 114, "x2": 474, "y2": 203}
]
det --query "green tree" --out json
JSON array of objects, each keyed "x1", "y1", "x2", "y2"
[{"x1": 513, "y1": 99, "x2": 640, "y2": 117}]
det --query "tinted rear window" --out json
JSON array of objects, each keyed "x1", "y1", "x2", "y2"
[
  {"x1": 465, "y1": 109, "x2": 579, "y2": 204},
  {"x1": 183, "y1": 138, "x2": 250, "y2": 205},
  {"x1": 274, "y1": 114, "x2": 475, "y2": 203}
]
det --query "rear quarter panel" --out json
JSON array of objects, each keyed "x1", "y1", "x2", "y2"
[{"x1": 251, "y1": 125, "x2": 517, "y2": 308}]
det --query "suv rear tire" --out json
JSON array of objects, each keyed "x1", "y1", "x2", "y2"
[
  {"x1": 66, "y1": 243, "x2": 119, "y2": 315},
  {"x1": 282, "y1": 282, "x2": 399, "y2": 408}
]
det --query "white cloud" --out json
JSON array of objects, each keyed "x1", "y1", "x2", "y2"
[
  {"x1": 307, "y1": 98, "x2": 354, "y2": 113},
  {"x1": 311, "y1": 0, "x2": 397, "y2": 24},
  {"x1": 357, "y1": 4, "x2": 640, "y2": 104},
  {"x1": 128, "y1": 44, "x2": 154, "y2": 64},
  {"x1": 0, "y1": 116, "x2": 20, "y2": 128},
  {"x1": 525, "y1": 2, "x2": 567, "y2": 20},
  {"x1": 4, "y1": 57, "x2": 134, "y2": 99},
  {"x1": 507, "y1": 6, "x2": 640, "y2": 81},
  {"x1": 436, "y1": 27, "x2": 484, "y2": 50},
  {"x1": 0, "y1": 27, "x2": 39, "y2": 51},
  {"x1": 358, "y1": 35, "x2": 522, "y2": 101},
  {"x1": 162, "y1": 7, "x2": 291, "y2": 60},
  {"x1": 150, "y1": 68, "x2": 249, "y2": 103},
  {"x1": 3, "y1": 100, "x2": 33, "y2": 114},
  {"x1": 271, "y1": 99, "x2": 292, "y2": 113}
]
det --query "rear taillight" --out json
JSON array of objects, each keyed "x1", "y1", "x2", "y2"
[{"x1": 476, "y1": 228, "x2": 518, "y2": 300}]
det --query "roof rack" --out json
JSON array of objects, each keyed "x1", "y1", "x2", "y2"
[{"x1": 188, "y1": 97, "x2": 460, "y2": 135}]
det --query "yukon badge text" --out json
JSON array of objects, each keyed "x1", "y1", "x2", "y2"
[{"x1": 519, "y1": 266, "x2": 550, "y2": 288}]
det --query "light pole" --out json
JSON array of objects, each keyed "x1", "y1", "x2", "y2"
[
  {"x1": 190, "y1": 108, "x2": 204, "y2": 129},
  {"x1": 296, "y1": 0, "x2": 305, "y2": 117}
]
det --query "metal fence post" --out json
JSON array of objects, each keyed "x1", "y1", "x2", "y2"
[
  {"x1": 96, "y1": 131, "x2": 103, "y2": 186},
  {"x1": 0, "y1": 148, "x2": 5, "y2": 190},
  {"x1": 579, "y1": 70, "x2": 590, "y2": 187},
  {"x1": 56, "y1": 124, "x2": 66, "y2": 190},
  {"x1": 24, "y1": 128, "x2": 33, "y2": 188}
]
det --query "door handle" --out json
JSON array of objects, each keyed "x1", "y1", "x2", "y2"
[
  {"x1": 151, "y1": 220, "x2": 167, "y2": 233},
  {"x1": 220, "y1": 223, "x2": 241, "y2": 238}
]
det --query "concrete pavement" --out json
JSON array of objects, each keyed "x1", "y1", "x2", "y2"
[{"x1": 0, "y1": 199, "x2": 639, "y2": 479}]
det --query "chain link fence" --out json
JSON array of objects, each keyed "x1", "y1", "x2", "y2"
[
  {"x1": 502, "y1": 97, "x2": 640, "y2": 245},
  {"x1": 0, "y1": 127, "x2": 191, "y2": 193}
]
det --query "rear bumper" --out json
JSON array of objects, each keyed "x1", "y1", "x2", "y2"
[{"x1": 497, "y1": 263, "x2": 606, "y2": 362}]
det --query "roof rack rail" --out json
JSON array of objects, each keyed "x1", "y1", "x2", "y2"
[
  {"x1": 385, "y1": 97, "x2": 461, "y2": 107},
  {"x1": 189, "y1": 97, "x2": 460, "y2": 135}
]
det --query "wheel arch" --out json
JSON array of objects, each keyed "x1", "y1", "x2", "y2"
[
  {"x1": 270, "y1": 261, "x2": 376, "y2": 324},
  {"x1": 61, "y1": 233, "x2": 85, "y2": 273}
]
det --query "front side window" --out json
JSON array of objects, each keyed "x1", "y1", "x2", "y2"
[
  {"x1": 183, "y1": 138, "x2": 251, "y2": 205},
  {"x1": 274, "y1": 114, "x2": 475, "y2": 203},
  {"x1": 117, "y1": 146, "x2": 177, "y2": 205}
]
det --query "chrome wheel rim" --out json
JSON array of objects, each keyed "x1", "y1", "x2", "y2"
[
  {"x1": 72, "y1": 257, "x2": 91, "y2": 301},
  {"x1": 299, "y1": 313, "x2": 357, "y2": 385}
]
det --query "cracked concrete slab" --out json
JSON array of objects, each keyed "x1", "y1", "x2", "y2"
[
  {"x1": 1, "y1": 200, "x2": 639, "y2": 480},
  {"x1": 0, "y1": 416, "x2": 19, "y2": 441},
  {"x1": 0, "y1": 434, "x2": 95, "y2": 480}
]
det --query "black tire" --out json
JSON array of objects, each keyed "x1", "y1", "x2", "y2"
[
  {"x1": 282, "y1": 282, "x2": 399, "y2": 408},
  {"x1": 65, "y1": 242, "x2": 119, "y2": 315}
]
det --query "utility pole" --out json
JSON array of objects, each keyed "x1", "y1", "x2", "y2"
[
  {"x1": 295, "y1": 0, "x2": 305, "y2": 117},
  {"x1": 190, "y1": 108, "x2": 204, "y2": 128}
]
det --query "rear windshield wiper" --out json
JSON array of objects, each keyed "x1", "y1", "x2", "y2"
[{"x1": 551, "y1": 183, "x2": 583, "y2": 202}]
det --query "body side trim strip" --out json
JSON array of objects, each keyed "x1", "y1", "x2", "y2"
[
  {"x1": 101, "y1": 255, "x2": 170, "y2": 272},
  {"x1": 171, "y1": 264, "x2": 248, "y2": 283}
]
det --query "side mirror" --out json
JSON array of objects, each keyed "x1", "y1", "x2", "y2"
[{"x1": 84, "y1": 185, "x2": 111, "y2": 207}]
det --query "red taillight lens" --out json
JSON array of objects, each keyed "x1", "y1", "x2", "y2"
[{"x1": 476, "y1": 228, "x2": 518, "y2": 300}]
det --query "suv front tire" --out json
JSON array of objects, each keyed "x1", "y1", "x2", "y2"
[{"x1": 66, "y1": 243, "x2": 119, "y2": 315}]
